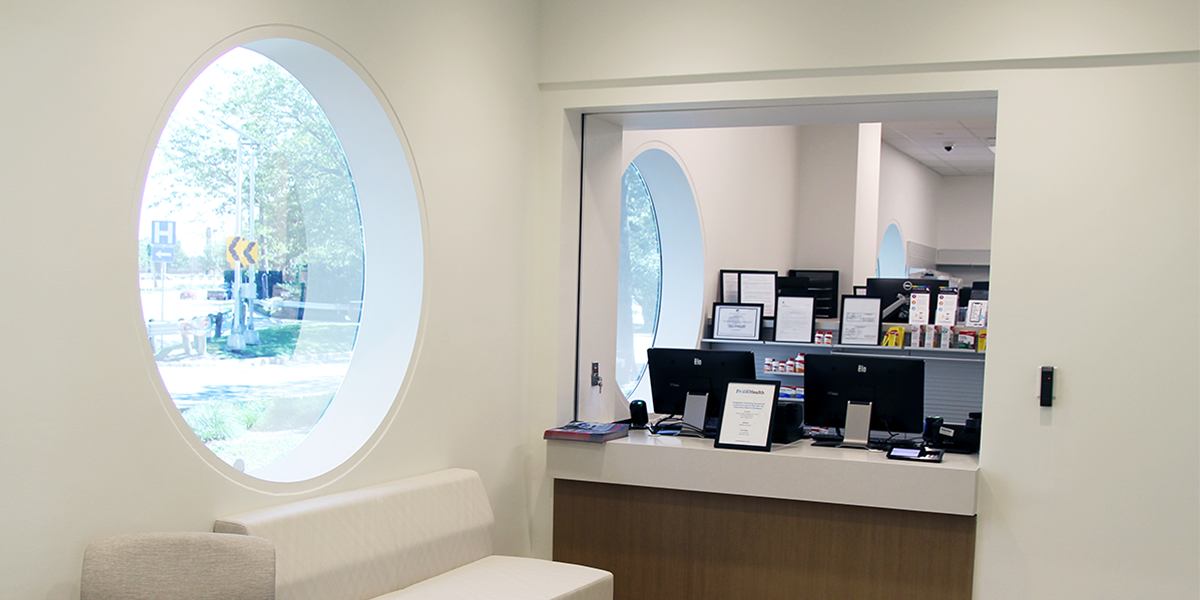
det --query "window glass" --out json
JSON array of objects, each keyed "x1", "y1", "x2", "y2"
[
  {"x1": 616, "y1": 163, "x2": 663, "y2": 396},
  {"x1": 140, "y1": 48, "x2": 362, "y2": 473},
  {"x1": 877, "y1": 223, "x2": 906, "y2": 278}
]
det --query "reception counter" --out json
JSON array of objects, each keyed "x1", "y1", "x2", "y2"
[{"x1": 547, "y1": 431, "x2": 979, "y2": 600}]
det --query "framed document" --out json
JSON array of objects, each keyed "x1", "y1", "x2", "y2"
[
  {"x1": 774, "y1": 296, "x2": 815, "y2": 343},
  {"x1": 715, "y1": 379, "x2": 781, "y2": 452},
  {"x1": 719, "y1": 270, "x2": 740, "y2": 303},
  {"x1": 712, "y1": 303, "x2": 763, "y2": 340},
  {"x1": 839, "y1": 296, "x2": 882, "y2": 346},
  {"x1": 737, "y1": 271, "x2": 778, "y2": 318}
]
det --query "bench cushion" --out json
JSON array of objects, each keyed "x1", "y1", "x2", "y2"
[
  {"x1": 377, "y1": 555, "x2": 613, "y2": 600},
  {"x1": 215, "y1": 469, "x2": 494, "y2": 600}
]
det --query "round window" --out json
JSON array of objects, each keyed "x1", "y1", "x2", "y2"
[
  {"x1": 616, "y1": 162, "x2": 662, "y2": 397},
  {"x1": 139, "y1": 37, "x2": 422, "y2": 483}
]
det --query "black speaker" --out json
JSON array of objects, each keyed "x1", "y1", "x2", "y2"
[
  {"x1": 629, "y1": 400, "x2": 648, "y2": 429},
  {"x1": 772, "y1": 400, "x2": 805, "y2": 444}
]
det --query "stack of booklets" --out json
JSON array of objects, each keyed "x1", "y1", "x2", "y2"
[{"x1": 543, "y1": 421, "x2": 630, "y2": 443}]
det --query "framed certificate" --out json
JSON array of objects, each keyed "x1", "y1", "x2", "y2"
[
  {"x1": 715, "y1": 379, "x2": 781, "y2": 452},
  {"x1": 718, "y1": 270, "x2": 778, "y2": 317},
  {"x1": 774, "y1": 296, "x2": 815, "y2": 343},
  {"x1": 712, "y1": 303, "x2": 763, "y2": 340},
  {"x1": 839, "y1": 296, "x2": 882, "y2": 346},
  {"x1": 737, "y1": 271, "x2": 778, "y2": 318}
]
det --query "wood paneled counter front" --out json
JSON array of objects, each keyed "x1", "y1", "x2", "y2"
[{"x1": 547, "y1": 431, "x2": 979, "y2": 600}]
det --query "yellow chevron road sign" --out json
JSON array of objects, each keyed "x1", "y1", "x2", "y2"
[{"x1": 225, "y1": 236, "x2": 260, "y2": 268}]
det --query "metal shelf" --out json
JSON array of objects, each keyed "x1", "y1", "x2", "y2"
[{"x1": 703, "y1": 339, "x2": 984, "y2": 362}]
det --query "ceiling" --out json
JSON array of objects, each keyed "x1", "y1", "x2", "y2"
[
  {"x1": 590, "y1": 92, "x2": 999, "y2": 177},
  {"x1": 882, "y1": 120, "x2": 996, "y2": 176}
]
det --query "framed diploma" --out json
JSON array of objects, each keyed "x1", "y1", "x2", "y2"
[
  {"x1": 774, "y1": 296, "x2": 815, "y2": 343},
  {"x1": 712, "y1": 303, "x2": 763, "y2": 340},
  {"x1": 715, "y1": 379, "x2": 781, "y2": 452},
  {"x1": 737, "y1": 271, "x2": 778, "y2": 318},
  {"x1": 838, "y1": 296, "x2": 882, "y2": 346}
]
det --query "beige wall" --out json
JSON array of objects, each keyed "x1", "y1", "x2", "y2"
[
  {"x1": 0, "y1": 1, "x2": 1196, "y2": 599},
  {"x1": 879, "y1": 142, "x2": 941, "y2": 252},
  {"x1": 937, "y1": 175, "x2": 996, "y2": 251},
  {"x1": 0, "y1": 2, "x2": 544, "y2": 598},
  {"x1": 535, "y1": 1, "x2": 1198, "y2": 599}
]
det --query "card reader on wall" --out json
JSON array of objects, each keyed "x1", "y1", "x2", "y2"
[{"x1": 1040, "y1": 366, "x2": 1054, "y2": 407}]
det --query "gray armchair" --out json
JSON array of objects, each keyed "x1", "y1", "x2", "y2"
[{"x1": 80, "y1": 532, "x2": 274, "y2": 600}]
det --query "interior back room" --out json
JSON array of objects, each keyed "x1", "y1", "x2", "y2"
[
  {"x1": 619, "y1": 123, "x2": 996, "y2": 305},
  {"x1": 535, "y1": 4, "x2": 1199, "y2": 598}
]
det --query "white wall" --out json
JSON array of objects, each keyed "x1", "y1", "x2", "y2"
[
  {"x1": 620, "y1": 124, "x2": 890, "y2": 309},
  {"x1": 623, "y1": 127, "x2": 803, "y2": 314},
  {"x1": 879, "y1": 142, "x2": 940, "y2": 252},
  {"x1": 536, "y1": 2, "x2": 1199, "y2": 599},
  {"x1": 937, "y1": 175, "x2": 996, "y2": 250},
  {"x1": 0, "y1": 2, "x2": 1195, "y2": 599},
  {"x1": 0, "y1": 2, "x2": 542, "y2": 598},
  {"x1": 795, "y1": 124, "x2": 861, "y2": 297}
]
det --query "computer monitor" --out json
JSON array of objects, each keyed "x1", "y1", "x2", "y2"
[
  {"x1": 865, "y1": 278, "x2": 951, "y2": 323},
  {"x1": 803, "y1": 353, "x2": 926, "y2": 437},
  {"x1": 645, "y1": 348, "x2": 757, "y2": 418}
]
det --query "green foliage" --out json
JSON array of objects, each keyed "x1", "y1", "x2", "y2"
[
  {"x1": 210, "y1": 322, "x2": 358, "y2": 359},
  {"x1": 151, "y1": 51, "x2": 363, "y2": 298},
  {"x1": 182, "y1": 403, "x2": 246, "y2": 442},
  {"x1": 621, "y1": 164, "x2": 662, "y2": 320},
  {"x1": 250, "y1": 393, "x2": 335, "y2": 432},
  {"x1": 183, "y1": 400, "x2": 270, "y2": 443},
  {"x1": 235, "y1": 400, "x2": 270, "y2": 429}
]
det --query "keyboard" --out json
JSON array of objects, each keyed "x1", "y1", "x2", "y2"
[
  {"x1": 811, "y1": 435, "x2": 922, "y2": 450},
  {"x1": 810, "y1": 434, "x2": 842, "y2": 447}
]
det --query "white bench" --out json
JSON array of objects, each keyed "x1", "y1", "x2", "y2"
[{"x1": 214, "y1": 468, "x2": 612, "y2": 600}]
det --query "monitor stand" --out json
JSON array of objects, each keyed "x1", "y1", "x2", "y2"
[
  {"x1": 682, "y1": 393, "x2": 709, "y2": 432},
  {"x1": 838, "y1": 400, "x2": 872, "y2": 449}
]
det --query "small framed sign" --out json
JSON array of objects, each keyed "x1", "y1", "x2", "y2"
[
  {"x1": 712, "y1": 303, "x2": 763, "y2": 340},
  {"x1": 774, "y1": 296, "x2": 816, "y2": 343},
  {"x1": 934, "y1": 290, "x2": 959, "y2": 326},
  {"x1": 715, "y1": 379, "x2": 781, "y2": 452},
  {"x1": 839, "y1": 296, "x2": 882, "y2": 346},
  {"x1": 908, "y1": 291, "x2": 931, "y2": 325},
  {"x1": 965, "y1": 299, "x2": 988, "y2": 327}
]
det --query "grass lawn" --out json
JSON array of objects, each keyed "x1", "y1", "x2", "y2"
[{"x1": 156, "y1": 321, "x2": 358, "y2": 361}]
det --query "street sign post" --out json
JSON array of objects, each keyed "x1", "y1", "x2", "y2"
[
  {"x1": 150, "y1": 244, "x2": 175, "y2": 263},
  {"x1": 149, "y1": 221, "x2": 176, "y2": 323},
  {"x1": 151, "y1": 220, "x2": 176, "y2": 246}
]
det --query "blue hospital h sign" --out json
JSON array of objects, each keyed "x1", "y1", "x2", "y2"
[{"x1": 151, "y1": 220, "x2": 176, "y2": 246}]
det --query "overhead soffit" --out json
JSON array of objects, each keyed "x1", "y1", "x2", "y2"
[{"x1": 589, "y1": 92, "x2": 997, "y2": 176}]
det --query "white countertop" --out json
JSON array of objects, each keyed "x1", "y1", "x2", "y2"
[{"x1": 546, "y1": 430, "x2": 978, "y2": 516}]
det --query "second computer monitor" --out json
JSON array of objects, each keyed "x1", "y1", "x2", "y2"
[
  {"x1": 645, "y1": 347, "x2": 757, "y2": 418},
  {"x1": 803, "y1": 353, "x2": 926, "y2": 436}
]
